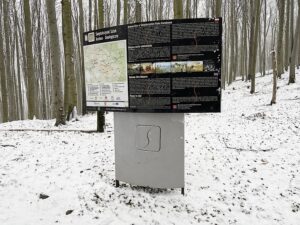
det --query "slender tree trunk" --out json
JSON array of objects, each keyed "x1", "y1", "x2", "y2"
[
  {"x1": 78, "y1": 0, "x2": 87, "y2": 115},
  {"x1": 258, "y1": 20, "x2": 262, "y2": 75},
  {"x1": 89, "y1": 0, "x2": 92, "y2": 30},
  {"x1": 24, "y1": 0, "x2": 36, "y2": 119},
  {"x1": 0, "y1": 1, "x2": 8, "y2": 122},
  {"x1": 205, "y1": 0, "x2": 210, "y2": 17},
  {"x1": 15, "y1": 19, "x2": 24, "y2": 120},
  {"x1": 233, "y1": 2, "x2": 238, "y2": 80},
  {"x1": 240, "y1": 1, "x2": 247, "y2": 80},
  {"x1": 284, "y1": 0, "x2": 290, "y2": 71},
  {"x1": 271, "y1": 50, "x2": 277, "y2": 104},
  {"x1": 262, "y1": 0, "x2": 267, "y2": 75},
  {"x1": 62, "y1": 0, "x2": 78, "y2": 120},
  {"x1": 117, "y1": 0, "x2": 121, "y2": 25},
  {"x1": 94, "y1": 0, "x2": 98, "y2": 29},
  {"x1": 228, "y1": 0, "x2": 235, "y2": 84},
  {"x1": 135, "y1": 0, "x2": 142, "y2": 22},
  {"x1": 35, "y1": 0, "x2": 44, "y2": 119},
  {"x1": 98, "y1": 0, "x2": 104, "y2": 28},
  {"x1": 124, "y1": 0, "x2": 128, "y2": 24},
  {"x1": 159, "y1": 0, "x2": 163, "y2": 20},
  {"x1": 248, "y1": 1, "x2": 254, "y2": 81},
  {"x1": 97, "y1": 0, "x2": 105, "y2": 132},
  {"x1": 194, "y1": 0, "x2": 198, "y2": 18},
  {"x1": 276, "y1": 1, "x2": 285, "y2": 78},
  {"x1": 289, "y1": 0, "x2": 300, "y2": 84},
  {"x1": 186, "y1": 0, "x2": 190, "y2": 18},
  {"x1": 250, "y1": 0, "x2": 261, "y2": 94},
  {"x1": 215, "y1": 0, "x2": 222, "y2": 17},
  {"x1": 4, "y1": 1, "x2": 15, "y2": 121},
  {"x1": 46, "y1": 0, "x2": 65, "y2": 126},
  {"x1": 174, "y1": 0, "x2": 183, "y2": 19}
]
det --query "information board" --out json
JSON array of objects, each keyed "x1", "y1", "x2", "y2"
[{"x1": 83, "y1": 18, "x2": 222, "y2": 113}]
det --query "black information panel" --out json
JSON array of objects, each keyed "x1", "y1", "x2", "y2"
[{"x1": 83, "y1": 18, "x2": 222, "y2": 113}]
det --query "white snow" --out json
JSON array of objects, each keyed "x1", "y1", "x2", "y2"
[{"x1": 0, "y1": 70, "x2": 300, "y2": 225}]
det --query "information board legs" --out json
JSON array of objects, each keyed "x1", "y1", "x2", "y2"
[
  {"x1": 181, "y1": 188, "x2": 185, "y2": 195},
  {"x1": 114, "y1": 112, "x2": 185, "y2": 194},
  {"x1": 115, "y1": 180, "x2": 120, "y2": 187}
]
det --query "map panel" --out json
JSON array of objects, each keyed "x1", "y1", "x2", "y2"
[{"x1": 84, "y1": 40, "x2": 128, "y2": 107}]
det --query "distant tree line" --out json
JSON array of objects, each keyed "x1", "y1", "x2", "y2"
[{"x1": 0, "y1": 0, "x2": 299, "y2": 124}]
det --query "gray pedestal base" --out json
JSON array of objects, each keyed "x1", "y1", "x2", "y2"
[{"x1": 114, "y1": 112, "x2": 185, "y2": 192}]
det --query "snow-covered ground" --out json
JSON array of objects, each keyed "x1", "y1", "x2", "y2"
[{"x1": 0, "y1": 71, "x2": 300, "y2": 225}]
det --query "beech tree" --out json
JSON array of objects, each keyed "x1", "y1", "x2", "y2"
[
  {"x1": 24, "y1": 0, "x2": 36, "y2": 119},
  {"x1": 289, "y1": 0, "x2": 300, "y2": 84},
  {"x1": 62, "y1": 0, "x2": 78, "y2": 120},
  {"x1": 0, "y1": 1, "x2": 8, "y2": 122},
  {"x1": 276, "y1": 1, "x2": 285, "y2": 78},
  {"x1": 46, "y1": 0, "x2": 65, "y2": 126},
  {"x1": 174, "y1": 0, "x2": 183, "y2": 19}
]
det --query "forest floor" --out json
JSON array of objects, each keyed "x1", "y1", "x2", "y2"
[{"x1": 0, "y1": 70, "x2": 300, "y2": 225}]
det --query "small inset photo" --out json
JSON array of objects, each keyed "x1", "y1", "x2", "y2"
[
  {"x1": 155, "y1": 62, "x2": 171, "y2": 74},
  {"x1": 141, "y1": 63, "x2": 156, "y2": 74},
  {"x1": 128, "y1": 63, "x2": 141, "y2": 75},
  {"x1": 187, "y1": 61, "x2": 204, "y2": 72},
  {"x1": 171, "y1": 61, "x2": 187, "y2": 73},
  {"x1": 204, "y1": 60, "x2": 216, "y2": 71}
]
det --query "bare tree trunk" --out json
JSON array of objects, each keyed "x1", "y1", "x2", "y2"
[
  {"x1": 159, "y1": 0, "x2": 163, "y2": 20},
  {"x1": 0, "y1": 1, "x2": 8, "y2": 123},
  {"x1": 228, "y1": 0, "x2": 235, "y2": 84},
  {"x1": 215, "y1": 0, "x2": 222, "y2": 17},
  {"x1": 94, "y1": 0, "x2": 98, "y2": 29},
  {"x1": 186, "y1": 0, "x2": 191, "y2": 18},
  {"x1": 96, "y1": 0, "x2": 105, "y2": 132},
  {"x1": 276, "y1": 1, "x2": 285, "y2": 78},
  {"x1": 46, "y1": 0, "x2": 65, "y2": 126},
  {"x1": 135, "y1": 0, "x2": 142, "y2": 22},
  {"x1": 34, "y1": 0, "x2": 44, "y2": 119},
  {"x1": 98, "y1": 0, "x2": 104, "y2": 28},
  {"x1": 289, "y1": 0, "x2": 300, "y2": 84},
  {"x1": 62, "y1": 0, "x2": 77, "y2": 120},
  {"x1": 205, "y1": 0, "x2": 211, "y2": 17},
  {"x1": 15, "y1": 15, "x2": 24, "y2": 120},
  {"x1": 124, "y1": 0, "x2": 128, "y2": 24},
  {"x1": 24, "y1": 0, "x2": 36, "y2": 119},
  {"x1": 284, "y1": 0, "x2": 290, "y2": 71},
  {"x1": 89, "y1": 0, "x2": 92, "y2": 30},
  {"x1": 271, "y1": 50, "x2": 277, "y2": 104},
  {"x1": 262, "y1": 0, "x2": 267, "y2": 75},
  {"x1": 4, "y1": 1, "x2": 15, "y2": 121},
  {"x1": 250, "y1": 0, "x2": 261, "y2": 94},
  {"x1": 233, "y1": 1, "x2": 238, "y2": 81},
  {"x1": 174, "y1": 0, "x2": 183, "y2": 19},
  {"x1": 117, "y1": 0, "x2": 121, "y2": 25},
  {"x1": 240, "y1": 1, "x2": 248, "y2": 80},
  {"x1": 258, "y1": 19, "x2": 262, "y2": 75},
  {"x1": 78, "y1": 0, "x2": 87, "y2": 115}
]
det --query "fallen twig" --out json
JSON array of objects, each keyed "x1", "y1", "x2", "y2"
[
  {"x1": 0, "y1": 129, "x2": 98, "y2": 133},
  {"x1": 0, "y1": 144, "x2": 16, "y2": 148},
  {"x1": 221, "y1": 137, "x2": 277, "y2": 153}
]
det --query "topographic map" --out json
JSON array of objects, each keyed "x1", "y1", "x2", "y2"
[
  {"x1": 84, "y1": 40, "x2": 127, "y2": 83},
  {"x1": 84, "y1": 40, "x2": 128, "y2": 107}
]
